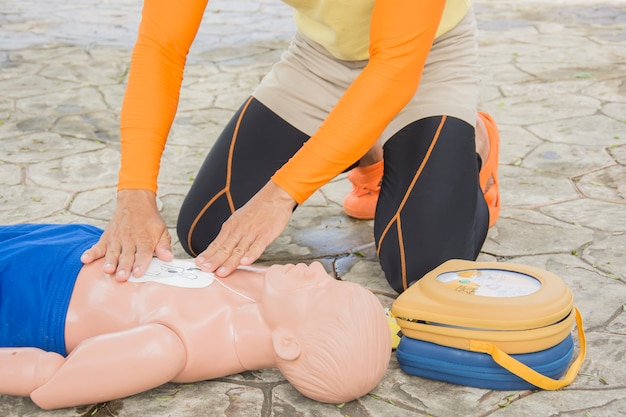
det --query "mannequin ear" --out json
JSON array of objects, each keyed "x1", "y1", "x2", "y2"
[{"x1": 271, "y1": 327, "x2": 302, "y2": 361}]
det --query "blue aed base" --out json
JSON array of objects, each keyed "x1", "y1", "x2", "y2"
[{"x1": 396, "y1": 335, "x2": 574, "y2": 390}]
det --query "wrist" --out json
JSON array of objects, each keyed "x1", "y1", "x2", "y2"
[
  {"x1": 264, "y1": 180, "x2": 297, "y2": 211},
  {"x1": 116, "y1": 189, "x2": 158, "y2": 210}
]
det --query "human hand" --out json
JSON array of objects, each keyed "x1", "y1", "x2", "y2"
[
  {"x1": 195, "y1": 180, "x2": 296, "y2": 277},
  {"x1": 80, "y1": 189, "x2": 173, "y2": 281}
]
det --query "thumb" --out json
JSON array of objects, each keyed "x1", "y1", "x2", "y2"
[
  {"x1": 154, "y1": 232, "x2": 174, "y2": 262},
  {"x1": 80, "y1": 241, "x2": 107, "y2": 264}
]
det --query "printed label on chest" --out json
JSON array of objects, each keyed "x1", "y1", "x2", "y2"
[{"x1": 128, "y1": 258, "x2": 215, "y2": 288}]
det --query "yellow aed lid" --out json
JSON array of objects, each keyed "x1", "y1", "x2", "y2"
[{"x1": 392, "y1": 260, "x2": 575, "y2": 353}]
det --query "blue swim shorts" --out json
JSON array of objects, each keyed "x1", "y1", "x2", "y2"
[{"x1": 0, "y1": 224, "x2": 102, "y2": 355}]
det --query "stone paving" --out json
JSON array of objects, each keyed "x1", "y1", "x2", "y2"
[{"x1": 1, "y1": 0, "x2": 625, "y2": 416}]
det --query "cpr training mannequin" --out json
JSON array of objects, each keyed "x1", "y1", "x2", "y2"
[{"x1": 0, "y1": 224, "x2": 391, "y2": 410}]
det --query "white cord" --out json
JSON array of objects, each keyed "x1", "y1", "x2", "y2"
[
  {"x1": 236, "y1": 265, "x2": 268, "y2": 273},
  {"x1": 214, "y1": 277, "x2": 256, "y2": 303}
]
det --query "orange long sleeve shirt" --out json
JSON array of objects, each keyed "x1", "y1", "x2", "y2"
[{"x1": 119, "y1": 0, "x2": 470, "y2": 204}]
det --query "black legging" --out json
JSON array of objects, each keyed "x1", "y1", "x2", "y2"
[{"x1": 177, "y1": 97, "x2": 488, "y2": 293}]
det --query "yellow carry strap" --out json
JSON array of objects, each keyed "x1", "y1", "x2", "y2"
[{"x1": 469, "y1": 308, "x2": 586, "y2": 390}]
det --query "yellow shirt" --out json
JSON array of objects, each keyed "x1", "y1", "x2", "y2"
[{"x1": 284, "y1": 0, "x2": 472, "y2": 61}]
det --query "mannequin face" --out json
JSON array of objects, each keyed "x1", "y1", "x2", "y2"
[
  {"x1": 260, "y1": 262, "x2": 357, "y2": 329},
  {"x1": 264, "y1": 262, "x2": 391, "y2": 404}
]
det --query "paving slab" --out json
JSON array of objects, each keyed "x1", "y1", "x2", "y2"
[{"x1": 0, "y1": 0, "x2": 625, "y2": 416}]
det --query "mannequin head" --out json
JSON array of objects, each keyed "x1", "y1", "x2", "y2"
[{"x1": 261, "y1": 262, "x2": 391, "y2": 403}]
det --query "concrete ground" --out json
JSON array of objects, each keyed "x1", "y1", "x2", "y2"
[{"x1": 1, "y1": 0, "x2": 625, "y2": 416}]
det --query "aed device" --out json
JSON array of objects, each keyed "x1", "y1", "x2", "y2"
[{"x1": 392, "y1": 260, "x2": 586, "y2": 390}]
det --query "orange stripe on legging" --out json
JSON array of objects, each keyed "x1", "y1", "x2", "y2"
[
  {"x1": 377, "y1": 115, "x2": 446, "y2": 290},
  {"x1": 186, "y1": 97, "x2": 255, "y2": 256}
]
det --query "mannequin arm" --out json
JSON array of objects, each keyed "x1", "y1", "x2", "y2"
[
  {"x1": 29, "y1": 323, "x2": 187, "y2": 410},
  {"x1": 0, "y1": 348, "x2": 65, "y2": 397}
]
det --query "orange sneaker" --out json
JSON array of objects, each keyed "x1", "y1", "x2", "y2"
[
  {"x1": 343, "y1": 160, "x2": 383, "y2": 220},
  {"x1": 477, "y1": 112, "x2": 501, "y2": 228}
]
